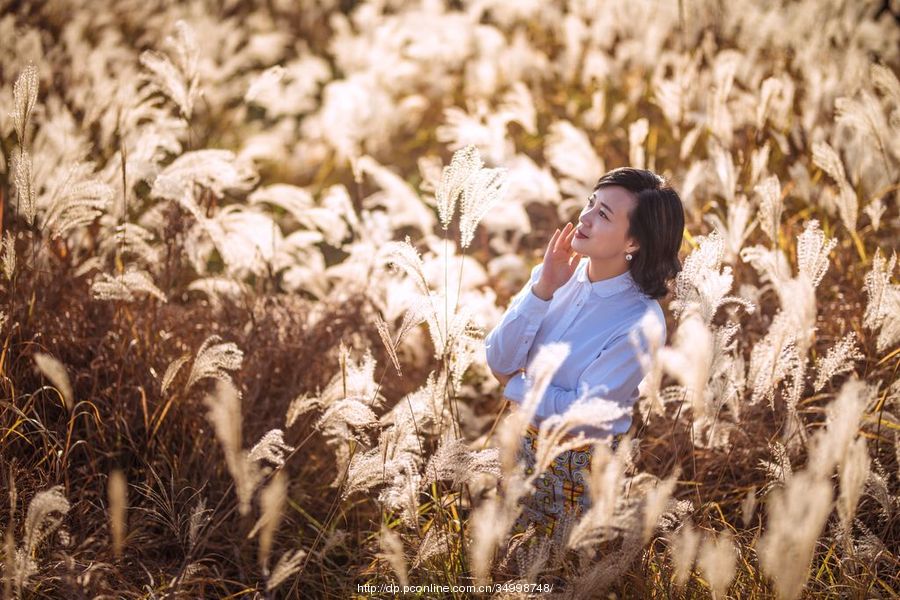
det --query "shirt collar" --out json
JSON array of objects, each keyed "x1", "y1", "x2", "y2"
[{"x1": 575, "y1": 258, "x2": 637, "y2": 298}]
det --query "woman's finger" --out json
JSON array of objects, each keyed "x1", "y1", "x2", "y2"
[
  {"x1": 548, "y1": 228, "x2": 560, "y2": 252},
  {"x1": 555, "y1": 223, "x2": 572, "y2": 253},
  {"x1": 558, "y1": 223, "x2": 575, "y2": 253},
  {"x1": 568, "y1": 251, "x2": 580, "y2": 269},
  {"x1": 564, "y1": 223, "x2": 576, "y2": 250}
]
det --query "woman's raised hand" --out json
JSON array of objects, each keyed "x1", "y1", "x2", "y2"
[{"x1": 532, "y1": 222, "x2": 581, "y2": 301}]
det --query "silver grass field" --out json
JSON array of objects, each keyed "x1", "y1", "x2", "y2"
[{"x1": 0, "y1": 0, "x2": 898, "y2": 598}]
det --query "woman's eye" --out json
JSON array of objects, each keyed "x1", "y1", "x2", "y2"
[{"x1": 599, "y1": 209, "x2": 607, "y2": 218}]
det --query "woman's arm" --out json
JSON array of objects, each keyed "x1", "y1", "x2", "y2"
[
  {"x1": 485, "y1": 224, "x2": 580, "y2": 380},
  {"x1": 484, "y1": 262, "x2": 551, "y2": 377},
  {"x1": 503, "y1": 316, "x2": 659, "y2": 418}
]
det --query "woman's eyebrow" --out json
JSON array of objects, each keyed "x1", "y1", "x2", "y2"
[{"x1": 587, "y1": 193, "x2": 615, "y2": 216}]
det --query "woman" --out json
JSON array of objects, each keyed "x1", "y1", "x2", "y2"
[{"x1": 484, "y1": 167, "x2": 685, "y2": 540}]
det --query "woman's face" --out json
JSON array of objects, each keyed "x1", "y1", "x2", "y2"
[{"x1": 571, "y1": 185, "x2": 640, "y2": 260}]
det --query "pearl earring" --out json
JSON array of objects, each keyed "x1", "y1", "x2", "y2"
[{"x1": 625, "y1": 253, "x2": 633, "y2": 261}]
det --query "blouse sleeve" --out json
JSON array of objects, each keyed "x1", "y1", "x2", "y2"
[
  {"x1": 484, "y1": 262, "x2": 551, "y2": 376},
  {"x1": 503, "y1": 309, "x2": 660, "y2": 419}
]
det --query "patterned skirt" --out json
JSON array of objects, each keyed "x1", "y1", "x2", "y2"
[{"x1": 510, "y1": 423, "x2": 624, "y2": 541}]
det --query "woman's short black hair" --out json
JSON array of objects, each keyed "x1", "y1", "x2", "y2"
[{"x1": 592, "y1": 167, "x2": 685, "y2": 300}]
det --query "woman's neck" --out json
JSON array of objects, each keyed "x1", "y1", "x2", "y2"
[{"x1": 586, "y1": 258, "x2": 630, "y2": 283}]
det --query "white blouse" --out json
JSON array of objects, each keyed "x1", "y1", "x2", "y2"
[{"x1": 484, "y1": 257, "x2": 666, "y2": 437}]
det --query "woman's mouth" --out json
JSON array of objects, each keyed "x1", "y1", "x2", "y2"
[{"x1": 575, "y1": 229, "x2": 588, "y2": 239}]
